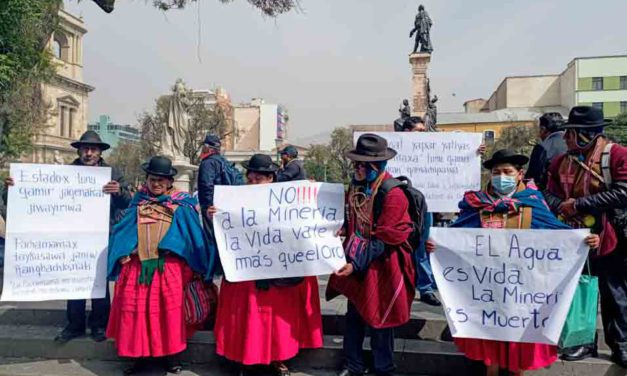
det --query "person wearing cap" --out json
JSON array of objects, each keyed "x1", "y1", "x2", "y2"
[
  {"x1": 525, "y1": 112, "x2": 567, "y2": 190},
  {"x1": 545, "y1": 106, "x2": 627, "y2": 366},
  {"x1": 277, "y1": 145, "x2": 307, "y2": 182},
  {"x1": 426, "y1": 149, "x2": 599, "y2": 376},
  {"x1": 326, "y1": 134, "x2": 416, "y2": 376},
  {"x1": 211, "y1": 154, "x2": 322, "y2": 376},
  {"x1": 4, "y1": 130, "x2": 132, "y2": 343},
  {"x1": 106, "y1": 156, "x2": 216, "y2": 375}
]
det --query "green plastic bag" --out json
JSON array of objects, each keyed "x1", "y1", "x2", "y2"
[{"x1": 558, "y1": 272, "x2": 599, "y2": 348}]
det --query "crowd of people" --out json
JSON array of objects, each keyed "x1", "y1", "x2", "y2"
[{"x1": 2, "y1": 105, "x2": 626, "y2": 376}]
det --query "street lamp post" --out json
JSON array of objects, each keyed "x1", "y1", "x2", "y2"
[{"x1": 275, "y1": 138, "x2": 283, "y2": 164}]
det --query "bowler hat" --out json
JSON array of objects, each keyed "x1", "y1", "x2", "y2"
[
  {"x1": 561, "y1": 106, "x2": 611, "y2": 130},
  {"x1": 483, "y1": 149, "x2": 529, "y2": 170},
  {"x1": 141, "y1": 156, "x2": 178, "y2": 177},
  {"x1": 70, "y1": 131, "x2": 111, "y2": 151},
  {"x1": 203, "y1": 134, "x2": 221, "y2": 148},
  {"x1": 280, "y1": 145, "x2": 298, "y2": 157},
  {"x1": 346, "y1": 134, "x2": 397, "y2": 162},
  {"x1": 242, "y1": 154, "x2": 279, "y2": 173}
]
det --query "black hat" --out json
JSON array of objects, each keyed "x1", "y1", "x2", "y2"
[
  {"x1": 242, "y1": 154, "x2": 279, "y2": 173},
  {"x1": 538, "y1": 112, "x2": 564, "y2": 132},
  {"x1": 483, "y1": 149, "x2": 529, "y2": 170},
  {"x1": 203, "y1": 134, "x2": 221, "y2": 148},
  {"x1": 402, "y1": 116, "x2": 424, "y2": 131},
  {"x1": 561, "y1": 106, "x2": 612, "y2": 130},
  {"x1": 70, "y1": 130, "x2": 111, "y2": 151},
  {"x1": 141, "y1": 156, "x2": 178, "y2": 177},
  {"x1": 346, "y1": 133, "x2": 397, "y2": 162}
]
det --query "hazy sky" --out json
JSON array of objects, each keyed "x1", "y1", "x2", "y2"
[{"x1": 65, "y1": 0, "x2": 627, "y2": 142}]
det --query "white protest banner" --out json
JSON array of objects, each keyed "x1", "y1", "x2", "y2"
[
  {"x1": 213, "y1": 181, "x2": 346, "y2": 282},
  {"x1": 430, "y1": 227, "x2": 590, "y2": 345},
  {"x1": 1, "y1": 164, "x2": 112, "y2": 301},
  {"x1": 354, "y1": 132, "x2": 482, "y2": 212}
]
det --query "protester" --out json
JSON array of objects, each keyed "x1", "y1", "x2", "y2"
[
  {"x1": 327, "y1": 134, "x2": 416, "y2": 376},
  {"x1": 399, "y1": 116, "x2": 487, "y2": 306},
  {"x1": 211, "y1": 153, "x2": 322, "y2": 376},
  {"x1": 545, "y1": 106, "x2": 627, "y2": 366},
  {"x1": 525, "y1": 112, "x2": 567, "y2": 190},
  {"x1": 277, "y1": 145, "x2": 307, "y2": 182},
  {"x1": 427, "y1": 148, "x2": 600, "y2": 376},
  {"x1": 106, "y1": 156, "x2": 216, "y2": 375},
  {"x1": 4, "y1": 130, "x2": 132, "y2": 343}
]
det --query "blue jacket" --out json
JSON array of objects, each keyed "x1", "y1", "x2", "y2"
[
  {"x1": 197, "y1": 154, "x2": 225, "y2": 208},
  {"x1": 277, "y1": 159, "x2": 307, "y2": 182}
]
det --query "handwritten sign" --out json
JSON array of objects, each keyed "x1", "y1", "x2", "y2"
[
  {"x1": 429, "y1": 228, "x2": 589, "y2": 345},
  {"x1": 213, "y1": 181, "x2": 346, "y2": 282},
  {"x1": 354, "y1": 132, "x2": 482, "y2": 212},
  {"x1": 1, "y1": 164, "x2": 112, "y2": 301}
]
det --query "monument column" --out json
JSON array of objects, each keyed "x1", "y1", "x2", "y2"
[{"x1": 409, "y1": 53, "x2": 431, "y2": 117}]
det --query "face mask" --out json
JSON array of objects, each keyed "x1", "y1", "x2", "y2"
[{"x1": 491, "y1": 175, "x2": 518, "y2": 195}]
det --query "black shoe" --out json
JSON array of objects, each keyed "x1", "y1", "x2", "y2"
[
  {"x1": 420, "y1": 292, "x2": 441, "y2": 306},
  {"x1": 337, "y1": 369, "x2": 364, "y2": 376},
  {"x1": 164, "y1": 355, "x2": 183, "y2": 374},
  {"x1": 123, "y1": 359, "x2": 146, "y2": 375},
  {"x1": 611, "y1": 351, "x2": 627, "y2": 368},
  {"x1": 54, "y1": 328, "x2": 84, "y2": 344},
  {"x1": 560, "y1": 345, "x2": 598, "y2": 361},
  {"x1": 90, "y1": 328, "x2": 107, "y2": 342}
]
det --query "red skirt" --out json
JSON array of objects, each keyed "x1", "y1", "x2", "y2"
[
  {"x1": 454, "y1": 338, "x2": 557, "y2": 371},
  {"x1": 214, "y1": 277, "x2": 323, "y2": 365},
  {"x1": 106, "y1": 255, "x2": 193, "y2": 358}
]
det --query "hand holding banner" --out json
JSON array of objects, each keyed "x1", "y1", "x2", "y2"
[
  {"x1": 213, "y1": 181, "x2": 346, "y2": 282},
  {"x1": 429, "y1": 227, "x2": 590, "y2": 345}
]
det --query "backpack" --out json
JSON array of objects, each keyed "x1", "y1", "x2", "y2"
[
  {"x1": 373, "y1": 176, "x2": 428, "y2": 250},
  {"x1": 213, "y1": 155, "x2": 245, "y2": 186},
  {"x1": 600, "y1": 143, "x2": 627, "y2": 239}
]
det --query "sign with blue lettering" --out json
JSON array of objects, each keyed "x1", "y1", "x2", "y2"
[
  {"x1": 354, "y1": 132, "x2": 482, "y2": 212},
  {"x1": 430, "y1": 227, "x2": 590, "y2": 345},
  {"x1": 1, "y1": 163, "x2": 112, "y2": 301},
  {"x1": 213, "y1": 181, "x2": 346, "y2": 282}
]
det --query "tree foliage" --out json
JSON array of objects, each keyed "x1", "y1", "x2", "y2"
[
  {"x1": 605, "y1": 112, "x2": 627, "y2": 145},
  {"x1": 151, "y1": 0, "x2": 298, "y2": 17},
  {"x1": 304, "y1": 127, "x2": 353, "y2": 185},
  {"x1": 0, "y1": 0, "x2": 61, "y2": 165},
  {"x1": 107, "y1": 141, "x2": 144, "y2": 188}
]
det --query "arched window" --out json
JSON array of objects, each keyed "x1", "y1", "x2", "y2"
[{"x1": 52, "y1": 32, "x2": 69, "y2": 62}]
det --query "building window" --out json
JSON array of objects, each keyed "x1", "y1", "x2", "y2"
[
  {"x1": 59, "y1": 106, "x2": 65, "y2": 136},
  {"x1": 52, "y1": 32, "x2": 69, "y2": 62},
  {"x1": 592, "y1": 77, "x2": 604, "y2": 91},
  {"x1": 484, "y1": 130, "x2": 495, "y2": 144},
  {"x1": 592, "y1": 102, "x2": 604, "y2": 112},
  {"x1": 621, "y1": 101, "x2": 627, "y2": 115},
  {"x1": 621, "y1": 76, "x2": 627, "y2": 90}
]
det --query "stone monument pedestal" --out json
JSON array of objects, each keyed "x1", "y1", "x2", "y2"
[
  {"x1": 171, "y1": 157, "x2": 198, "y2": 193},
  {"x1": 409, "y1": 53, "x2": 432, "y2": 117}
]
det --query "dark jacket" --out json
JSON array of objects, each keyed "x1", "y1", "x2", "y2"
[
  {"x1": 71, "y1": 158, "x2": 132, "y2": 227},
  {"x1": 197, "y1": 154, "x2": 225, "y2": 209},
  {"x1": 277, "y1": 159, "x2": 306, "y2": 182},
  {"x1": 525, "y1": 131, "x2": 567, "y2": 190}
]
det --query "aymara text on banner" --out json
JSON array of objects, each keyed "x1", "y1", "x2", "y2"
[
  {"x1": 354, "y1": 132, "x2": 482, "y2": 212},
  {"x1": 429, "y1": 227, "x2": 589, "y2": 345},
  {"x1": 1, "y1": 164, "x2": 112, "y2": 302},
  {"x1": 213, "y1": 181, "x2": 346, "y2": 282}
]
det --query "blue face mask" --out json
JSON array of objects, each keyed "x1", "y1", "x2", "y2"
[{"x1": 491, "y1": 175, "x2": 518, "y2": 195}]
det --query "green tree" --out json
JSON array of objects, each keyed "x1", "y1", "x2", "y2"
[
  {"x1": 0, "y1": 0, "x2": 61, "y2": 165},
  {"x1": 303, "y1": 127, "x2": 353, "y2": 184},
  {"x1": 91, "y1": 0, "x2": 297, "y2": 17},
  {"x1": 304, "y1": 144, "x2": 331, "y2": 181},
  {"x1": 606, "y1": 112, "x2": 627, "y2": 145},
  {"x1": 107, "y1": 141, "x2": 144, "y2": 188}
]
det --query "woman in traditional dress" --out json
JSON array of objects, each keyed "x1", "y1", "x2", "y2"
[
  {"x1": 106, "y1": 156, "x2": 216, "y2": 375},
  {"x1": 427, "y1": 149, "x2": 600, "y2": 376},
  {"x1": 211, "y1": 154, "x2": 323, "y2": 376}
]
